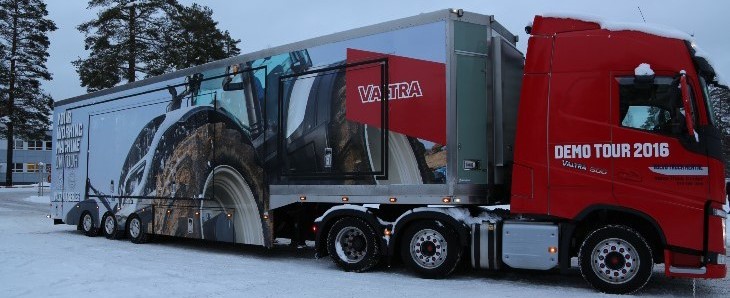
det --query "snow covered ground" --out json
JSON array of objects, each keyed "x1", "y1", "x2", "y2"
[{"x1": 0, "y1": 190, "x2": 728, "y2": 297}]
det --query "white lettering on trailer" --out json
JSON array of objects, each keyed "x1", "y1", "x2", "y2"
[
  {"x1": 55, "y1": 192, "x2": 81, "y2": 202},
  {"x1": 358, "y1": 81, "x2": 423, "y2": 103},
  {"x1": 554, "y1": 142, "x2": 670, "y2": 159},
  {"x1": 55, "y1": 111, "x2": 84, "y2": 169}
]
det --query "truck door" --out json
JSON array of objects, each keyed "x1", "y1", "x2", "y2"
[{"x1": 611, "y1": 75, "x2": 709, "y2": 248}]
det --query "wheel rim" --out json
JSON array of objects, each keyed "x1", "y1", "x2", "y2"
[
  {"x1": 129, "y1": 218, "x2": 141, "y2": 239},
  {"x1": 334, "y1": 227, "x2": 368, "y2": 263},
  {"x1": 409, "y1": 228, "x2": 447, "y2": 269},
  {"x1": 83, "y1": 214, "x2": 93, "y2": 232},
  {"x1": 104, "y1": 216, "x2": 115, "y2": 234},
  {"x1": 590, "y1": 238, "x2": 640, "y2": 284}
]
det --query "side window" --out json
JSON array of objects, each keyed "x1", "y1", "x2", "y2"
[{"x1": 618, "y1": 77, "x2": 691, "y2": 137}]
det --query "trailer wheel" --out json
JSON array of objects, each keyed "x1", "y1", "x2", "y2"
[
  {"x1": 127, "y1": 215, "x2": 150, "y2": 244},
  {"x1": 102, "y1": 213, "x2": 122, "y2": 239},
  {"x1": 80, "y1": 212, "x2": 99, "y2": 237},
  {"x1": 401, "y1": 221, "x2": 462, "y2": 279},
  {"x1": 327, "y1": 217, "x2": 381, "y2": 272},
  {"x1": 578, "y1": 225, "x2": 653, "y2": 294}
]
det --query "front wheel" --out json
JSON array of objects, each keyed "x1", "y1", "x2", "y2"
[
  {"x1": 578, "y1": 225, "x2": 653, "y2": 294},
  {"x1": 400, "y1": 220, "x2": 462, "y2": 279}
]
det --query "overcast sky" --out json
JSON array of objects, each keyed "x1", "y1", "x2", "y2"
[{"x1": 43, "y1": 0, "x2": 729, "y2": 101}]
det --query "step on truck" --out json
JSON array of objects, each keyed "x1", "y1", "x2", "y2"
[{"x1": 51, "y1": 9, "x2": 727, "y2": 294}]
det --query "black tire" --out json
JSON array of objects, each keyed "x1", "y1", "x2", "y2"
[
  {"x1": 578, "y1": 225, "x2": 653, "y2": 294},
  {"x1": 102, "y1": 213, "x2": 123, "y2": 239},
  {"x1": 127, "y1": 215, "x2": 150, "y2": 244},
  {"x1": 80, "y1": 212, "x2": 99, "y2": 237},
  {"x1": 400, "y1": 220, "x2": 462, "y2": 279},
  {"x1": 326, "y1": 217, "x2": 382, "y2": 272}
]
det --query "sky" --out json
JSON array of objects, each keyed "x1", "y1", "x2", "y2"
[{"x1": 43, "y1": 0, "x2": 730, "y2": 101}]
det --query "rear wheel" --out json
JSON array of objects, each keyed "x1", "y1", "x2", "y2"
[
  {"x1": 579, "y1": 225, "x2": 653, "y2": 294},
  {"x1": 102, "y1": 213, "x2": 122, "y2": 239},
  {"x1": 127, "y1": 215, "x2": 150, "y2": 244},
  {"x1": 326, "y1": 217, "x2": 381, "y2": 272},
  {"x1": 80, "y1": 212, "x2": 99, "y2": 237},
  {"x1": 401, "y1": 221, "x2": 462, "y2": 279}
]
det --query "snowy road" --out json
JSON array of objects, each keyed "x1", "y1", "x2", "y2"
[{"x1": 0, "y1": 189, "x2": 728, "y2": 297}]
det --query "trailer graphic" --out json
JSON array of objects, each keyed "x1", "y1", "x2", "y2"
[{"x1": 51, "y1": 10, "x2": 727, "y2": 294}]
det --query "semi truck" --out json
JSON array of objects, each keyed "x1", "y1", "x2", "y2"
[{"x1": 51, "y1": 9, "x2": 727, "y2": 294}]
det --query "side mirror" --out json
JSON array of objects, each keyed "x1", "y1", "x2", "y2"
[{"x1": 679, "y1": 73, "x2": 698, "y2": 142}]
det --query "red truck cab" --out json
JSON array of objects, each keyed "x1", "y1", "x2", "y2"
[{"x1": 512, "y1": 15, "x2": 727, "y2": 281}]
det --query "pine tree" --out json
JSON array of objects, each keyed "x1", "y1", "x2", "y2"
[
  {"x1": 162, "y1": 3, "x2": 240, "y2": 71},
  {"x1": 0, "y1": 0, "x2": 57, "y2": 186},
  {"x1": 73, "y1": 0, "x2": 174, "y2": 91},
  {"x1": 709, "y1": 84, "x2": 730, "y2": 176},
  {"x1": 74, "y1": 0, "x2": 241, "y2": 92}
]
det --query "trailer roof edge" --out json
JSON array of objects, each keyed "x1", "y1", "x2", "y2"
[{"x1": 55, "y1": 9, "x2": 500, "y2": 107}]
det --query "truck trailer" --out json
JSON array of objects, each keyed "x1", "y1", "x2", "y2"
[{"x1": 51, "y1": 9, "x2": 727, "y2": 294}]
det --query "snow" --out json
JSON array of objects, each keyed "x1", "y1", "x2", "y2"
[
  {"x1": 23, "y1": 195, "x2": 50, "y2": 204},
  {"x1": 0, "y1": 190, "x2": 727, "y2": 297},
  {"x1": 314, "y1": 204, "x2": 371, "y2": 222},
  {"x1": 392, "y1": 207, "x2": 502, "y2": 234},
  {"x1": 541, "y1": 12, "x2": 692, "y2": 40},
  {"x1": 635, "y1": 63, "x2": 654, "y2": 77},
  {"x1": 0, "y1": 184, "x2": 50, "y2": 193}
]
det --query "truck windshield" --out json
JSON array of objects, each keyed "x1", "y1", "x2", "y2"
[{"x1": 698, "y1": 76, "x2": 717, "y2": 126}]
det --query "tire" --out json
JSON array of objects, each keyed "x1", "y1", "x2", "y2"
[
  {"x1": 102, "y1": 213, "x2": 123, "y2": 239},
  {"x1": 326, "y1": 217, "x2": 382, "y2": 272},
  {"x1": 127, "y1": 215, "x2": 150, "y2": 244},
  {"x1": 80, "y1": 212, "x2": 99, "y2": 237},
  {"x1": 400, "y1": 220, "x2": 462, "y2": 279},
  {"x1": 578, "y1": 225, "x2": 653, "y2": 294}
]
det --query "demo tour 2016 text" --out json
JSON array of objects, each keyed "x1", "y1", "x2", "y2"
[{"x1": 554, "y1": 143, "x2": 670, "y2": 159}]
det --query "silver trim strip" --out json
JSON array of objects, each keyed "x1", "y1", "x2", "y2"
[
  {"x1": 668, "y1": 266, "x2": 707, "y2": 275},
  {"x1": 455, "y1": 50, "x2": 489, "y2": 57}
]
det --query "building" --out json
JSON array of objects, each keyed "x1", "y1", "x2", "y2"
[{"x1": 0, "y1": 131, "x2": 53, "y2": 186}]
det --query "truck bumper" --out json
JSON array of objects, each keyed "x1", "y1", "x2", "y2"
[{"x1": 664, "y1": 249, "x2": 727, "y2": 278}]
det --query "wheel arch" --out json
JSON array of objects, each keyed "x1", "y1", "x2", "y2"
[
  {"x1": 69, "y1": 200, "x2": 100, "y2": 227},
  {"x1": 572, "y1": 205, "x2": 667, "y2": 263}
]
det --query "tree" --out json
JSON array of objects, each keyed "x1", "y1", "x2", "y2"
[
  {"x1": 708, "y1": 84, "x2": 730, "y2": 176},
  {"x1": 74, "y1": 0, "x2": 240, "y2": 92},
  {"x1": 0, "y1": 0, "x2": 56, "y2": 186},
  {"x1": 74, "y1": 0, "x2": 173, "y2": 91},
  {"x1": 162, "y1": 3, "x2": 239, "y2": 71}
]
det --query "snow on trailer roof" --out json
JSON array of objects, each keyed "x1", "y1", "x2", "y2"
[{"x1": 539, "y1": 12, "x2": 727, "y2": 86}]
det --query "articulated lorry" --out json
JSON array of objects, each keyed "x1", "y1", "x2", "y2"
[{"x1": 51, "y1": 9, "x2": 727, "y2": 294}]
